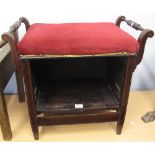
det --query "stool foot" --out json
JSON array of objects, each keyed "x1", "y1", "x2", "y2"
[
  {"x1": 32, "y1": 125, "x2": 39, "y2": 140},
  {"x1": 116, "y1": 121, "x2": 123, "y2": 135}
]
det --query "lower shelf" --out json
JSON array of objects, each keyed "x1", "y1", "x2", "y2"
[{"x1": 36, "y1": 79, "x2": 119, "y2": 115}]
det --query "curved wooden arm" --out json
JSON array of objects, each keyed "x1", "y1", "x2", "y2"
[
  {"x1": 1, "y1": 17, "x2": 29, "y2": 59},
  {"x1": 115, "y1": 16, "x2": 125, "y2": 27},
  {"x1": 1, "y1": 32, "x2": 21, "y2": 70},
  {"x1": 19, "y1": 17, "x2": 30, "y2": 31},
  {"x1": 115, "y1": 15, "x2": 154, "y2": 65},
  {"x1": 137, "y1": 29, "x2": 154, "y2": 65},
  {"x1": 0, "y1": 22, "x2": 21, "y2": 48},
  {"x1": 1, "y1": 18, "x2": 29, "y2": 102},
  {"x1": 9, "y1": 17, "x2": 30, "y2": 33},
  {"x1": 1, "y1": 17, "x2": 30, "y2": 70},
  {"x1": 1, "y1": 17, "x2": 30, "y2": 49},
  {"x1": 8, "y1": 17, "x2": 29, "y2": 33}
]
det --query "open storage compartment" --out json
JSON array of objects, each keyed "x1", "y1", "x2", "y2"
[{"x1": 29, "y1": 56, "x2": 127, "y2": 116}]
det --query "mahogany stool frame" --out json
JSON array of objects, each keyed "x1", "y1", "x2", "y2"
[{"x1": 2, "y1": 16, "x2": 154, "y2": 140}]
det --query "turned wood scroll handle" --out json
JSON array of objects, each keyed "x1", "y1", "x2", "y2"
[
  {"x1": 115, "y1": 16, "x2": 154, "y2": 66},
  {"x1": 19, "y1": 17, "x2": 30, "y2": 31},
  {"x1": 0, "y1": 21, "x2": 21, "y2": 48},
  {"x1": 124, "y1": 19, "x2": 144, "y2": 31},
  {"x1": 1, "y1": 17, "x2": 30, "y2": 71},
  {"x1": 1, "y1": 17, "x2": 30, "y2": 48},
  {"x1": 9, "y1": 17, "x2": 30, "y2": 33},
  {"x1": 115, "y1": 16, "x2": 144, "y2": 31},
  {"x1": 137, "y1": 29, "x2": 154, "y2": 65},
  {"x1": 9, "y1": 21, "x2": 22, "y2": 33}
]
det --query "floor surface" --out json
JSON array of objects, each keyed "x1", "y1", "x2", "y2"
[{"x1": 0, "y1": 91, "x2": 155, "y2": 141}]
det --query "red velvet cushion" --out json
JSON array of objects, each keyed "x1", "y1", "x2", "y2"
[{"x1": 17, "y1": 23, "x2": 139, "y2": 55}]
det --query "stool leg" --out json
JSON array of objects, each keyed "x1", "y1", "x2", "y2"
[
  {"x1": 31, "y1": 123, "x2": 39, "y2": 140},
  {"x1": 116, "y1": 119, "x2": 124, "y2": 134},
  {"x1": 0, "y1": 92, "x2": 12, "y2": 140},
  {"x1": 116, "y1": 57, "x2": 135, "y2": 134},
  {"x1": 23, "y1": 61, "x2": 39, "y2": 140},
  {"x1": 15, "y1": 69, "x2": 25, "y2": 102}
]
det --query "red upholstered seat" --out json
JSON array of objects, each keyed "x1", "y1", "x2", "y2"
[{"x1": 17, "y1": 23, "x2": 139, "y2": 55}]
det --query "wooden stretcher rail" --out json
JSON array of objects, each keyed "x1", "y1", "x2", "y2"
[{"x1": 36, "y1": 112, "x2": 119, "y2": 126}]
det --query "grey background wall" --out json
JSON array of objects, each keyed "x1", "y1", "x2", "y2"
[{"x1": 1, "y1": 0, "x2": 155, "y2": 93}]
